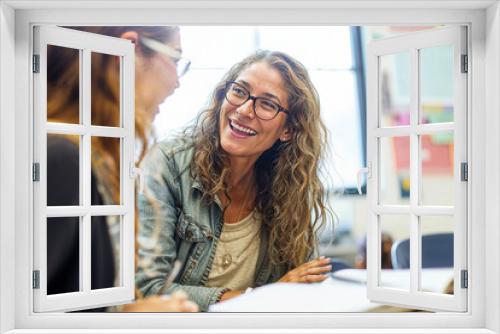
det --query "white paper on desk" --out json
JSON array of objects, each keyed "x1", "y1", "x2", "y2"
[
  {"x1": 209, "y1": 277, "x2": 382, "y2": 312},
  {"x1": 209, "y1": 268, "x2": 454, "y2": 312},
  {"x1": 332, "y1": 268, "x2": 453, "y2": 293}
]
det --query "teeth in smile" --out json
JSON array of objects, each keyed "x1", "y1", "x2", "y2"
[{"x1": 231, "y1": 121, "x2": 257, "y2": 136}]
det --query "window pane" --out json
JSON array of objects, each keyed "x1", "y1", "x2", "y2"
[
  {"x1": 421, "y1": 133, "x2": 454, "y2": 206},
  {"x1": 312, "y1": 70, "x2": 362, "y2": 189},
  {"x1": 420, "y1": 45, "x2": 454, "y2": 124},
  {"x1": 47, "y1": 217, "x2": 80, "y2": 295},
  {"x1": 155, "y1": 69, "x2": 226, "y2": 137},
  {"x1": 91, "y1": 52, "x2": 121, "y2": 127},
  {"x1": 47, "y1": 45, "x2": 80, "y2": 124},
  {"x1": 91, "y1": 137, "x2": 121, "y2": 205},
  {"x1": 420, "y1": 216, "x2": 454, "y2": 295},
  {"x1": 91, "y1": 215, "x2": 120, "y2": 290},
  {"x1": 379, "y1": 52, "x2": 411, "y2": 127},
  {"x1": 380, "y1": 136, "x2": 410, "y2": 206},
  {"x1": 380, "y1": 214, "x2": 409, "y2": 291},
  {"x1": 181, "y1": 26, "x2": 256, "y2": 68},
  {"x1": 258, "y1": 26, "x2": 353, "y2": 69},
  {"x1": 47, "y1": 134, "x2": 80, "y2": 206}
]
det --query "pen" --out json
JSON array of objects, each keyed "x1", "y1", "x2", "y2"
[{"x1": 158, "y1": 260, "x2": 182, "y2": 295}]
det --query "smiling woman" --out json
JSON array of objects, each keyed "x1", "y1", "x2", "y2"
[
  {"x1": 219, "y1": 66, "x2": 292, "y2": 159},
  {"x1": 136, "y1": 50, "x2": 334, "y2": 311}
]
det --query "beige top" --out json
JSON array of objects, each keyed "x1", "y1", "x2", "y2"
[{"x1": 205, "y1": 211, "x2": 261, "y2": 291}]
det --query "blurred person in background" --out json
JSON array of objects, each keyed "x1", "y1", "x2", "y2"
[{"x1": 354, "y1": 233, "x2": 394, "y2": 269}]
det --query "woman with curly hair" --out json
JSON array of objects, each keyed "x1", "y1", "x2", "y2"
[{"x1": 136, "y1": 50, "x2": 333, "y2": 311}]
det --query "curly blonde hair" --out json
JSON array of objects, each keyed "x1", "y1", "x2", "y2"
[{"x1": 186, "y1": 50, "x2": 333, "y2": 269}]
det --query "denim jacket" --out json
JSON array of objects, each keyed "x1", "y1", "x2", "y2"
[{"x1": 136, "y1": 137, "x2": 287, "y2": 311}]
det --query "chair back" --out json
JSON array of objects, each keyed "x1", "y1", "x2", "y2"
[
  {"x1": 391, "y1": 233, "x2": 454, "y2": 269},
  {"x1": 329, "y1": 258, "x2": 352, "y2": 272}
]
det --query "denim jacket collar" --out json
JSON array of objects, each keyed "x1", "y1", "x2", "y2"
[
  {"x1": 190, "y1": 172, "x2": 225, "y2": 211},
  {"x1": 191, "y1": 176, "x2": 203, "y2": 192}
]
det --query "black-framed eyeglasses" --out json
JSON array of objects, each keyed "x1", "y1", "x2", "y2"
[
  {"x1": 224, "y1": 81, "x2": 289, "y2": 120},
  {"x1": 141, "y1": 36, "x2": 191, "y2": 77}
]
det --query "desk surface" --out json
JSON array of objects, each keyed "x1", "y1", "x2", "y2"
[{"x1": 209, "y1": 268, "x2": 453, "y2": 312}]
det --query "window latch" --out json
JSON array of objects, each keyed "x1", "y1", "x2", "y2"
[
  {"x1": 356, "y1": 162, "x2": 371, "y2": 195},
  {"x1": 129, "y1": 162, "x2": 144, "y2": 193}
]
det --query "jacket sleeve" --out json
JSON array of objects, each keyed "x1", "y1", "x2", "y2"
[{"x1": 135, "y1": 144, "x2": 227, "y2": 311}]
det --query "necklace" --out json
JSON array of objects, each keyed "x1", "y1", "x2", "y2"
[
  {"x1": 221, "y1": 209, "x2": 253, "y2": 269},
  {"x1": 221, "y1": 180, "x2": 254, "y2": 269}
]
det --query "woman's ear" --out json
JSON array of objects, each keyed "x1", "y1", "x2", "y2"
[
  {"x1": 279, "y1": 127, "x2": 293, "y2": 142},
  {"x1": 120, "y1": 31, "x2": 140, "y2": 48}
]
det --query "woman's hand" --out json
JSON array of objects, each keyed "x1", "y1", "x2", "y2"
[
  {"x1": 278, "y1": 256, "x2": 332, "y2": 283},
  {"x1": 122, "y1": 290, "x2": 199, "y2": 312}
]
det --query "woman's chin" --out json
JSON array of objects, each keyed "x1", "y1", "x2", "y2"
[
  {"x1": 221, "y1": 140, "x2": 240, "y2": 156},
  {"x1": 220, "y1": 138, "x2": 250, "y2": 157}
]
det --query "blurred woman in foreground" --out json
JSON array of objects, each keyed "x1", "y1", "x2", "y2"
[{"x1": 47, "y1": 26, "x2": 196, "y2": 312}]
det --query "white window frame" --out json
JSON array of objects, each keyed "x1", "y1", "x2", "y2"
[
  {"x1": 0, "y1": 1, "x2": 498, "y2": 333},
  {"x1": 366, "y1": 26, "x2": 468, "y2": 312},
  {"x1": 33, "y1": 26, "x2": 136, "y2": 312}
]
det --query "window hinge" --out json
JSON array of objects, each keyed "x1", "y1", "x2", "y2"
[
  {"x1": 32, "y1": 55, "x2": 40, "y2": 73},
  {"x1": 32, "y1": 163, "x2": 40, "y2": 182},
  {"x1": 461, "y1": 54, "x2": 468, "y2": 73},
  {"x1": 32, "y1": 270, "x2": 40, "y2": 289},
  {"x1": 461, "y1": 269, "x2": 468, "y2": 289},
  {"x1": 461, "y1": 162, "x2": 468, "y2": 181}
]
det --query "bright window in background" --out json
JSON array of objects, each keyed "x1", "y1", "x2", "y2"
[{"x1": 153, "y1": 26, "x2": 365, "y2": 192}]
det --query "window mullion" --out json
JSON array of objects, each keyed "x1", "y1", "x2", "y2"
[
  {"x1": 122, "y1": 47, "x2": 135, "y2": 293},
  {"x1": 81, "y1": 48, "x2": 92, "y2": 294},
  {"x1": 409, "y1": 47, "x2": 420, "y2": 294},
  {"x1": 46, "y1": 123, "x2": 127, "y2": 138},
  {"x1": 374, "y1": 123, "x2": 454, "y2": 137}
]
